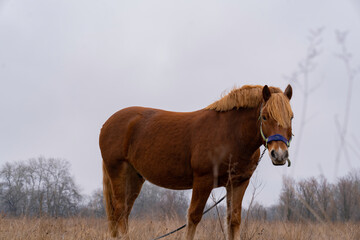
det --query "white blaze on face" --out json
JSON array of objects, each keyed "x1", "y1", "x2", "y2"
[{"x1": 268, "y1": 142, "x2": 289, "y2": 165}]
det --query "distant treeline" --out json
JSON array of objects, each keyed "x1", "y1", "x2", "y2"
[
  {"x1": 248, "y1": 170, "x2": 360, "y2": 222},
  {"x1": 0, "y1": 157, "x2": 81, "y2": 217},
  {"x1": 1, "y1": 157, "x2": 359, "y2": 222},
  {"x1": 0, "y1": 157, "x2": 188, "y2": 218}
]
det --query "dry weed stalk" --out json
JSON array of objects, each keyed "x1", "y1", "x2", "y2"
[
  {"x1": 284, "y1": 27, "x2": 324, "y2": 164},
  {"x1": 334, "y1": 30, "x2": 360, "y2": 176}
]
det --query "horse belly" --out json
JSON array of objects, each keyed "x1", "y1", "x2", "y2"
[
  {"x1": 128, "y1": 148, "x2": 193, "y2": 190},
  {"x1": 142, "y1": 169, "x2": 193, "y2": 190}
]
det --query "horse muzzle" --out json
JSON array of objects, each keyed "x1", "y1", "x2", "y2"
[{"x1": 269, "y1": 149, "x2": 291, "y2": 167}]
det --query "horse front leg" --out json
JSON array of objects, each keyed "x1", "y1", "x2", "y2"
[
  {"x1": 226, "y1": 179, "x2": 250, "y2": 240},
  {"x1": 185, "y1": 176, "x2": 213, "y2": 240}
]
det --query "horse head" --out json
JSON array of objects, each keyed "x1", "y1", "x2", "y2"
[{"x1": 260, "y1": 85, "x2": 293, "y2": 166}]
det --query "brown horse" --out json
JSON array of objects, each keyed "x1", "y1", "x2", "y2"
[{"x1": 100, "y1": 84, "x2": 293, "y2": 240}]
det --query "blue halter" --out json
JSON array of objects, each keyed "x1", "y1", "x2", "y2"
[{"x1": 259, "y1": 104, "x2": 292, "y2": 149}]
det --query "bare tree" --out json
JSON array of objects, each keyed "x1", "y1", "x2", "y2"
[
  {"x1": 0, "y1": 162, "x2": 27, "y2": 216},
  {"x1": 0, "y1": 157, "x2": 81, "y2": 217},
  {"x1": 314, "y1": 176, "x2": 335, "y2": 221},
  {"x1": 296, "y1": 177, "x2": 320, "y2": 221},
  {"x1": 334, "y1": 171, "x2": 360, "y2": 221},
  {"x1": 278, "y1": 176, "x2": 298, "y2": 221},
  {"x1": 84, "y1": 188, "x2": 105, "y2": 217}
]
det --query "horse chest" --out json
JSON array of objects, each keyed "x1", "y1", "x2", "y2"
[{"x1": 217, "y1": 157, "x2": 258, "y2": 186}]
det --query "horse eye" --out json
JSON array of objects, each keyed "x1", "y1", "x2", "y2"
[{"x1": 262, "y1": 116, "x2": 267, "y2": 121}]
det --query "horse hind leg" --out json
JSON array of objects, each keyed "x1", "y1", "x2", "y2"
[
  {"x1": 120, "y1": 162, "x2": 144, "y2": 237},
  {"x1": 103, "y1": 160, "x2": 144, "y2": 239}
]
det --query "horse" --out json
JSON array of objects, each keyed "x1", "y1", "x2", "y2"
[{"x1": 100, "y1": 84, "x2": 293, "y2": 240}]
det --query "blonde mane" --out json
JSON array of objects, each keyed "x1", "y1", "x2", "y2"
[
  {"x1": 205, "y1": 85, "x2": 282, "y2": 111},
  {"x1": 205, "y1": 85, "x2": 293, "y2": 127}
]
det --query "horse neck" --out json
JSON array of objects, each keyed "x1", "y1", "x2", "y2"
[{"x1": 230, "y1": 105, "x2": 263, "y2": 154}]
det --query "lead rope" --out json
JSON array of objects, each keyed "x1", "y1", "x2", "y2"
[
  {"x1": 151, "y1": 147, "x2": 267, "y2": 240},
  {"x1": 152, "y1": 196, "x2": 226, "y2": 240},
  {"x1": 258, "y1": 147, "x2": 267, "y2": 164}
]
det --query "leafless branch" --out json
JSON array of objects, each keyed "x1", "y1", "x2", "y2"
[
  {"x1": 334, "y1": 30, "x2": 359, "y2": 177},
  {"x1": 286, "y1": 27, "x2": 324, "y2": 164}
]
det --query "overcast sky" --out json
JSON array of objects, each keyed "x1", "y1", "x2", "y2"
[{"x1": 1, "y1": 0, "x2": 360, "y2": 207}]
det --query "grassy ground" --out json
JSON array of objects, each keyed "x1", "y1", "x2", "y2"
[{"x1": 0, "y1": 217, "x2": 359, "y2": 240}]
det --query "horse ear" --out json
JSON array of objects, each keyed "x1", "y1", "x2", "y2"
[
  {"x1": 262, "y1": 85, "x2": 271, "y2": 102},
  {"x1": 284, "y1": 84, "x2": 292, "y2": 100}
]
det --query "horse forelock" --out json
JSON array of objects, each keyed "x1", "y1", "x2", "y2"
[
  {"x1": 205, "y1": 85, "x2": 282, "y2": 112},
  {"x1": 265, "y1": 93, "x2": 293, "y2": 128}
]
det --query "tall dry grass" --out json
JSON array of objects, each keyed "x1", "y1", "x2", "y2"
[{"x1": 0, "y1": 217, "x2": 359, "y2": 240}]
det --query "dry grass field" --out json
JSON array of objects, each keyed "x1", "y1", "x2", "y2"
[{"x1": 0, "y1": 217, "x2": 360, "y2": 240}]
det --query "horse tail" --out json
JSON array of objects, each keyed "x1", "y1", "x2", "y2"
[{"x1": 102, "y1": 163, "x2": 115, "y2": 222}]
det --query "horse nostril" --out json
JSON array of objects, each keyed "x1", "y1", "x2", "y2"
[{"x1": 271, "y1": 150, "x2": 276, "y2": 158}]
